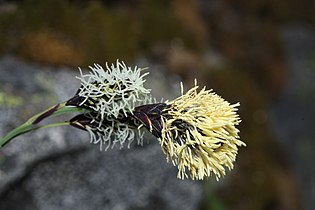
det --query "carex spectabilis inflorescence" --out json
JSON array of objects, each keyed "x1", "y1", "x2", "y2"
[{"x1": 0, "y1": 60, "x2": 245, "y2": 180}]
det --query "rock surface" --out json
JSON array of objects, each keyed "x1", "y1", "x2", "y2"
[
  {"x1": 269, "y1": 24, "x2": 315, "y2": 210},
  {"x1": 0, "y1": 56, "x2": 202, "y2": 210}
]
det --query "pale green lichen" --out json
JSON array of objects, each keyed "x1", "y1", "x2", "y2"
[{"x1": 0, "y1": 91, "x2": 23, "y2": 107}]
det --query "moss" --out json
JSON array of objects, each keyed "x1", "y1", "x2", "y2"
[
  {"x1": 0, "y1": 11, "x2": 18, "y2": 54},
  {"x1": 135, "y1": 1, "x2": 195, "y2": 50},
  {"x1": 77, "y1": 1, "x2": 138, "y2": 64},
  {"x1": 0, "y1": 91, "x2": 23, "y2": 108},
  {"x1": 0, "y1": 0, "x2": 197, "y2": 66},
  {"x1": 19, "y1": 30, "x2": 84, "y2": 66}
]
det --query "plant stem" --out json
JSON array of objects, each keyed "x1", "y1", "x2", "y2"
[
  {"x1": 0, "y1": 102, "x2": 85, "y2": 148},
  {"x1": 35, "y1": 122, "x2": 70, "y2": 130}
]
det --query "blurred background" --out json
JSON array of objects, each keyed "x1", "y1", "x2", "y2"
[{"x1": 0, "y1": 0, "x2": 314, "y2": 209}]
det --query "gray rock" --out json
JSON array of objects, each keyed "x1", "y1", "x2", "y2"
[
  {"x1": 0, "y1": 56, "x2": 202, "y2": 210},
  {"x1": 269, "y1": 24, "x2": 315, "y2": 210}
]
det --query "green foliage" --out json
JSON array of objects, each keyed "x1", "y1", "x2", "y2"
[
  {"x1": 200, "y1": 182, "x2": 227, "y2": 210},
  {"x1": 0, "y1": 0, "x2": 194, "y2": 65},
  {"x1": 136, "y1": 1, "x2": 194, "y2": 50},
  {"x1": 0, "y1": 11, "x2": 17, "y2": 54}
]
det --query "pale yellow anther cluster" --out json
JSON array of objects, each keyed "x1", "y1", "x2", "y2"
[{"x1": 160, "y1": 85, "x2": 246, "y2": 180}]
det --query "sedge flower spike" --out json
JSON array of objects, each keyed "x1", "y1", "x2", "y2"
[
  {"x1": 134, "y1": 82, "x2": 245, "y2": 180},
  {"x1": 1, "y1": 59, "x2": 245, "y2": 181},
  {"x1": 67, "y1": 60, "x2": 152, "y2": 150},
  {"x1": 71, "y1": 60, "x2": 151, "y2": 120}
]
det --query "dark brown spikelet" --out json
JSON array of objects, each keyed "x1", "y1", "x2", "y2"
[
  {"x1": 32, "y1": 104, "x2": 60, "y2": 125},
  {"x1": 133, "y1": 103, "x2": 169, "y2": 138}
]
